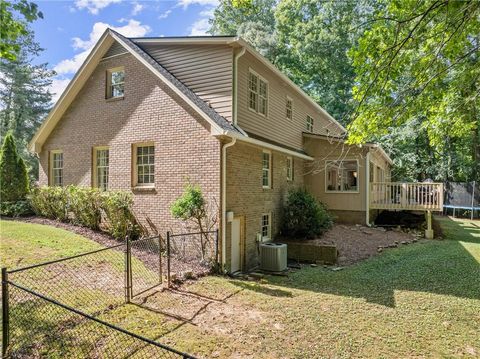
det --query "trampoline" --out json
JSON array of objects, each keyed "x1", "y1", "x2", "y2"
[{"x1": 443, "y1": 181, "x2": 479, "y2": 219}]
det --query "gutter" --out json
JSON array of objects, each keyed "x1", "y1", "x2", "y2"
[
  {"x1": 233, "y1": 46, "x2": 246, "y2": 126},
  {"x1": 221, "y1": 137, "x2": 236, "y2": 269},
  {"x1": 365, "y1": 151, "x2": 371, "y2": 226}
]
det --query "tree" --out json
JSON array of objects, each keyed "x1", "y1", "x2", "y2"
[
  {"x1": 0, "y1": 32, "x2": 54, "y2": 179},
  {"x1": 0, "y1": 132, "x2": 29, "y2": 202},
  {"x1": 0, "y1": 0, "x2": 43, "y2": 61},
  {"x1": 348, "y1": 0, "x2": 480, "y2": 181},
  {"x1": 170, "y1": 183, "x2": 218, "y2": 261}
]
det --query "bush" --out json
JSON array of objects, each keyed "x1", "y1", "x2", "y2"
[
  {"x1": 100, "y1": 191, "x2": 140, "y2": 240},
  {"x1": 29, "y1": 186, "x2": 140, "y2": 240},
  {"x1": 282, "y1": 188, "x2": 333, "y2": 239},
  {"x1": 0, "y1": 200, "x2": 33, "y2": 217},
  {"x1": 0, "y1": 133, "x2": 29, "y2": 207}
]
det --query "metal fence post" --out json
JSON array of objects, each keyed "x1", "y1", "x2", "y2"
[
  {"x1": 125, "y1": 236, "x2": 132, "y2": 303},
  {"x1": 166, "y1": 231, "x2": 171, "y2": 288},
  {"x1": 158, "y1": 234, "x2": 162, "y2": 285},
  {"x1": 2, "y1": 268, "x2": 10, "y2": 357}
]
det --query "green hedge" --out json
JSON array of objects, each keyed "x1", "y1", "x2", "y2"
[{"x1": 29, "y1": 186, "x2": 140, "y2": 240}]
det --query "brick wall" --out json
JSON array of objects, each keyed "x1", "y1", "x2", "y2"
[
  {"x1": 225, "y1": 142, "x2": 304, "y2": 270},
  {"x1": 38, "y1": 52, "x2": 221, "y2": 233}
]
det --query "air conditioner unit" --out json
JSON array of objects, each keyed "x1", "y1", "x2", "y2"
[{"x1": 260, "y1": 243, "x2": 287, "y2": 272}]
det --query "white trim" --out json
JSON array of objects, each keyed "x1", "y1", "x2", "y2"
[
  {"x1": 365, "y1": 152, "x2": 371, "y2": 226},
  {"x1": 49, "y1": 150, "x2": 64, "y2": 187},
  {"x1": 247, "y1": 67, "x2": 268, "y2": 117},
  {"x1": 262, "y1": 150, "x2": 272, "y2": 189},
  {"x1": 221, "y1": 130, "x2": 314, "y2": 161},
  {"x1": 324, "y1": 159, "x2": 360, "y2": 194},
  {"x1": 261, "y1": 212, "x2": 272, "y2": 242},
  {"x1": 132, "y1": 142, "x2": 155, "y2": 188},
  {"x1": 100, "y1": 52, "x2": 129, "y2": 62}
]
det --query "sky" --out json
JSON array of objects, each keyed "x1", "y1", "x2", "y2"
[{"x1": 30, "y1": 0, "x2": 220, "y2": 102}]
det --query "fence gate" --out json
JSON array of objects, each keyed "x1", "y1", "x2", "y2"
[{"x1": 126, "y1": 235, "x2": 163, "y2": 300}]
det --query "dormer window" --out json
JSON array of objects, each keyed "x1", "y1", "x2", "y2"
[{"x1": 106, "y1": 67, "x2": 124, "y2": 99}]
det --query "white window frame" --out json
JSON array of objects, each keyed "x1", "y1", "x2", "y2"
[
  {"x1": 306, "y1": 115, "x2": 314, "y2": 132},
  {"x1": 286, "y1": 156, "x2": 294, "y2": 181},
  {"x1": 49, "y1": 150, "x2": 63, "y2": 187},
  {"x1": 106, "y1": 67, "x2": 125, "y2": 99},
  {"x1": 286, "y1": 96, "x2": 293, "y2": 120},
  {"x1": 261, "y1": 213, "x2": 271, "y2": 242},
  {"x1": 132, "y1": 143, "x2": 155, "y2": 188},
  {"x1": 325, "y1": 159, "x2": 360, "y2": 193},
  {"x1": 262, "y1": 150, "x2": 271, "y2": 189},
  {"x1": 93, "y1": 146, "x2": 109, "y2": 191},
  {"x1": 248, "y1": 69, "x2": 268, "y2": 117}
]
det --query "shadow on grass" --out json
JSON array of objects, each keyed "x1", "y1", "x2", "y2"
[{"x1": 264, "y1": 216, "x2": 480, "y2": 307}]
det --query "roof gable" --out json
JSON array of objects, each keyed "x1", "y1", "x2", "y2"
[{"x1": 29, "y1": 29, "x2": 240, "y2": 153}]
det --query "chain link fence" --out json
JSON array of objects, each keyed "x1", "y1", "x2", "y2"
[
  {"x1": 1, "y1": 237, "x2": 199, "y2": 358},
  {"x1": 166, "y1": 230, "x2": 219, "y2": 287}
]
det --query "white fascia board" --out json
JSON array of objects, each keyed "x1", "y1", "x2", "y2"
[{"x1": 222, "y1": 131, "x2": 314, "y2": 161}]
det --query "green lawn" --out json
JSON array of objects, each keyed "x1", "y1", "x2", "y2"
[{"x1": 1, "y1": 217, "x2": 479, "y2": 358}]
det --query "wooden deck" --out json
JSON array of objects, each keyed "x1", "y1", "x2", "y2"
[{"x1": 370, "y1": 182, "x2": 443, "y2": 212}]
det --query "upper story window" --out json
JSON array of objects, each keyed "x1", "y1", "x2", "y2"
[
  {"x1": 133, "y1": 144, "x2": 155, "y2": 188},
  {"x1": 50, "y1": 151, "x2": 63, "y2": 187},
  {"x1": 286, "y1": 97, "x2": 293, "y2": 120},
  {"x1": 262, "y1": 150, "x2": 271, "y2": 189},
  {"x1": 107, "y1": 67, "x2": 124, "y2": 99},
  {"x1": 286, "y1": 156, "x2": 294, "y2": 181},
  {"x1": 306, "y1": 115, "x2": 314, "y2": 132},
  {"x1": 93, "y1": 147, "x2": 109, "y2": 191},
  {"x1": 248, "y1": 70, "x2": 268, "y2": 116},
  {"x1": 326, "y1": 160, "x2": 359, "y2": 192}
]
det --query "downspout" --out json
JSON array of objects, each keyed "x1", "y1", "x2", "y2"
[
  {"x1": 220, "y1": 45, "x2": 246, "y2": 270},
  {"x1": 233, "y1": 46, "x2": 246, "y2": 126},
  {"x1": 221, "y1": 137, "x2": 236, "y2": 270},
  {"x1": 365, "y1": 151, "x2": 371, "y2": 226}
]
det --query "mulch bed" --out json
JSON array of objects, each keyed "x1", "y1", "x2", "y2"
[{"x1": 279, "y1": 224, "x2": 424, "y2": 266}]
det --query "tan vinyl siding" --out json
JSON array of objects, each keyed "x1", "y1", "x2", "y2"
[
  {"x1": 237, "y1": 51, "x2": 344, "y2": 151},
  {"x1": 103, "y1": 42, "x2": 128, "y2": 58},
  {"x1": 138, "y1": 44, "x2": 234, "y2": 121}
]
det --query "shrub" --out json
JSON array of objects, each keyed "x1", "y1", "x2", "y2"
[
  {"x1": 100, "y1": 190, "x2": 140, "y2": 240},
  {"x1": 29, "y1": 186, "x2": 140, "y2": 240},
  {"x1": 0, "y1": 132, "x2": 29, "y2": 202},
  {"x1": 0, "y1": 200, "x2": 33, "y2": 217},
  {"x1": 282, "y1": 188, "x2": 333, "y2": 239},
  {"x1": 29, "y1": 186, "x2": 69, "y2": 221}
]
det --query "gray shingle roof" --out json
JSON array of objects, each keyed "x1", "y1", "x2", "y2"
[{"x1": 109, "y1": 29, "x2": 241, "y2": 134}]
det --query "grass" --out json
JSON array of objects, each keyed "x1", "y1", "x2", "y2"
[{"x1": 1, "y1": 217, "x2": 479, "y2": 358}]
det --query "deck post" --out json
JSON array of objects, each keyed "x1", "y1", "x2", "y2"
[{"x1": 425, "y1": 210, "x2": 434, "y2": 239}]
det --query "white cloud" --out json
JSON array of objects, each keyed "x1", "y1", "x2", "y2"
[
  {"x1": 158, "y1": 9, "x2": 171, "y2": 19},
  {"x1": 189, "y1": 18, "x2": 210, "y2": 36},
  {"x1": 74, "y1": 0, "x2": 121, "y2": 15},
  {"x1": 50, "y1": 78, "x2": 72, "y2": 103},
  {"x1": 131, "y1": 1, "x2": 144, "y2": 15},
  {"x1": 177, "y1": 0, "x2": 219, "y2": 9},
  {"x1": 55, "y1": 20, "x2": 151, "y2": 75}
]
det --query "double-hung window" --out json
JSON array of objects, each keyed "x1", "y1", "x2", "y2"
[
  {"x1": 286, "y1": 97, "x2": 293, "y2": 120},
  {"x1": 261, "y1": 213, "x2": 271, "y2": 241},
  {"x1": 134, "y1": 144, "x2": 155, "y2": 187},
  {"x1": 93, "y1": 147, "x2": 109, "y2": 191},
  {"x1": 286, "y1": 156, "x2": 294, "y2": 181},
  {"x1": 50, "y1": 151, "x2": 63, "y2": 187},
  {"x1": 107, "y1": 67, "x2": 124, "y2": 99},
  {"x1": 262, "y1": 151, "x2": 271, "y2": 189},
  {"x1": 306, "y1": 115, "x2": 314, "y2": 132},
  {"x1": 248, "y1": 70, "x2": 268, "y2": 116},
  {"x1": 326, "y1": 160, "x2": 359, "y2": 192}
]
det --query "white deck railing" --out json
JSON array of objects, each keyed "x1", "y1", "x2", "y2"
[{"x1": 370, "y1": 182, "x2": 444, "y2": 211}]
